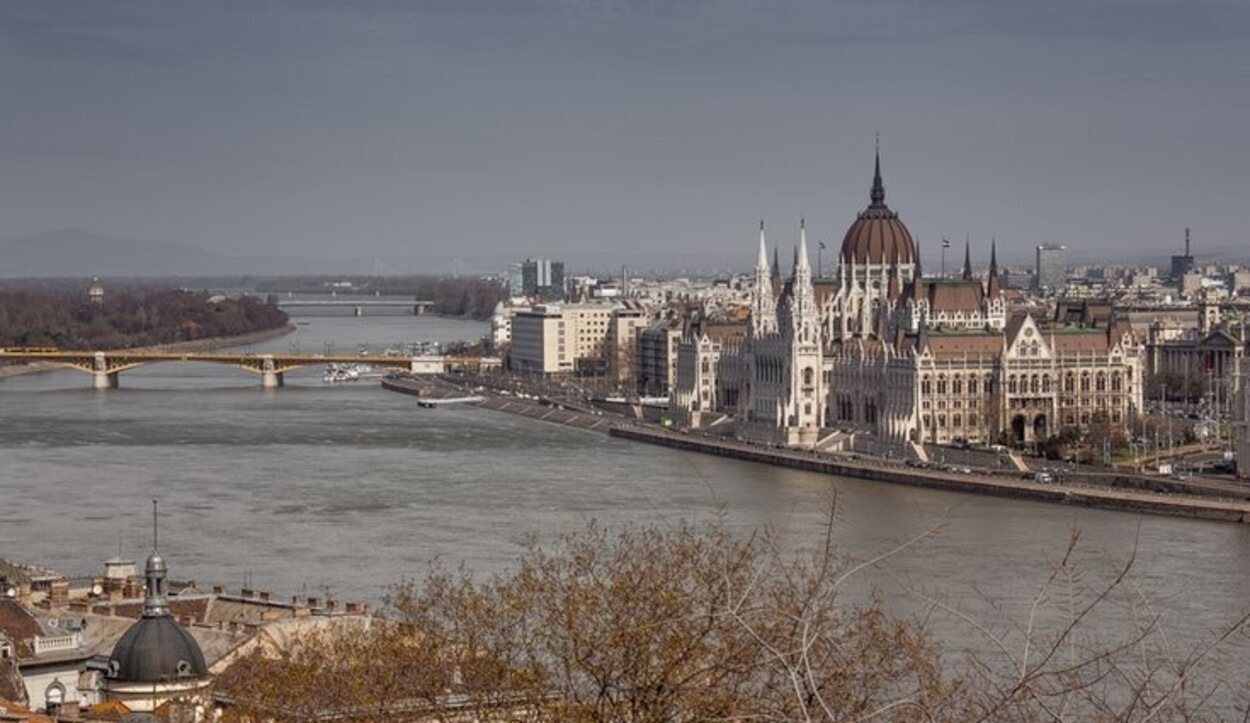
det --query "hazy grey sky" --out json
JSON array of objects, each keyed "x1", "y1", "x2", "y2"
[{"x1": 1, "y1": 0, "x2": 1247, "y2": 268}]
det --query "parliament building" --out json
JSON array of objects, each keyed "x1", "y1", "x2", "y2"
[{"x1": 672, "y1": 152, "x2": 1145, "y2": 451}]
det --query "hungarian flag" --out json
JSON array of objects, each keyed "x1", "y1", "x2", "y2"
[{"x1": 941, "y1": 238, "x2": 951, "y2": 249}]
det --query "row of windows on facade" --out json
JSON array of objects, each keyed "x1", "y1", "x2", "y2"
[
  {"x1": 919, "y1": 370, "x2": 1133, "y2": 396},
  {"x1": 919, "y1": 408, "x2": 1126, "y2": 430},
  {"x1": 752, "y1": 359, "x2": 818, "y2": 386}
]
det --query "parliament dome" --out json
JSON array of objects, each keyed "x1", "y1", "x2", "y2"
[{"x1": 839, "y1": 151, "x2": 916, "y2": 266}]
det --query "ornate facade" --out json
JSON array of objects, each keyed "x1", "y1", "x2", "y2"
[{"x1": 673, "y1": 151, "x2": 1144, "y2": 450}]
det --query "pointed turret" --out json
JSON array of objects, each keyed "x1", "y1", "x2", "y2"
[
  {"x1": 751, "y1": 221, "x2": 778, "y2": 338},
  {"x1": 796, "y1": 218, "x2": 810, "y2": 274},
  {"x1": 756, "y1": 220, "x2": 769, "y2": 274},
  {"x1": 870, "y1": 143, "x2": 886, "y2": 208},
  {"x1": 961, "y1": 240, "x2": 973, "y2": 281},
  {"x1": 987, "y1": 238, "x2": 1002, "y2": 299},
  {"x1": 771, "y1": 245, "x2": 781, "y2": 285}
]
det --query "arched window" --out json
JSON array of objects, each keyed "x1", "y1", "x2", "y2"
[
  {"x1": 968, "y1": 413, "x2": 978, "y2": 427},
  {"x1": 1065, "y1": 373, "x2": 1075, "y2": 392},
  {"x1": 937, "y1": 375, "x2": 948, "y2": 394},
  {"x1": 1096, "y1": 373, "x2": 1106, "y2": 392},
  {"x1": 803, "y1": 367, "x2": 814, "y2": 387},
  {"x1": 1008, "y1": 375, "x2": 1018, "y2": 394},
  {"x1": 1111, "y1": 373, "x2": 1122, "y2": 392},
  {"x1": 45, "y1": 682, "x2": 65, "y2": 708},
  {"x1": 953, "y1": 413, "x2": 962, "y2": 428},
  {"x1": 1080, "y1": 373, "x2": 1091, "y2": 392},
  {"x1": 1041, "y1": 375, "x2": 1051, "y2": 393},
  {"x1": 1031, "y1": 375, "x2": 1040, "y2": 393},
  {"x1": 921, "y1": 376, "x2": 932, "y2": 395},
  {"x1": 953, "y1": 375, "x2": 963, "y2": 395}
]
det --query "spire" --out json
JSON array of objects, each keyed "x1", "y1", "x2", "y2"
[
  {"x1": 1185, "y1": 227, "x2": 1191, "y2": 257},
  {"x1": 143, "y1": 499, "x2": 170, "y2": 618},
  {"x1": 987, "y1": 238, "x2": 1002, "y2": 299},
  {"x1": 771, "y1": 245, "x2": 781, "y2": 283},
  {"x1": 870, "y1": 137, "x2": 886, "y2": 207},
  {"x1": 756, "y1": 220, "x2": 769, "y2": 273},
  {"x1": 962, "y1": 239, "x2": 973, "y2": 281},
  {"x1": 797, "y1": 218, "x2": 810, "y2": 273}
]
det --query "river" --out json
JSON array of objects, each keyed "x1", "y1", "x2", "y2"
[{"x1": 2, "y1": 312, "x2": 1249, "y2": 702}]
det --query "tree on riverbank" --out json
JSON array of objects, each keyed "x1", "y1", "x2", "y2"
[
  {"x1": 214, "y1": 509, "x2": 1250, "y2": 722},
  {"x1": 0, "y1": 289, "x2": 288, "y2": 350}
]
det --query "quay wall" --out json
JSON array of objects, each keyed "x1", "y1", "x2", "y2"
[
  {"x1": 382, "y1": 377, "x2": 1250, "y2": 524},
  {"x1": 610, "y1": 426, "x2": 1250, "y2": 525}
]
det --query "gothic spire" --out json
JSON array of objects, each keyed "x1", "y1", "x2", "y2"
[
  {"x1": 870, "y1": 139, "x2": 886, "y2": 208},
  {"x1": 772, "y1": 245, "x2": 781, "y2": 283},
  {"x1": 962, "y1": 239, "x2": 973, "y2": 281},
  {"x1": 796, "y1": 218, "x2": 810, "y2": 274},
  {"x1": 987, "y1": 238, "x2": 1002, "y2": 299},
  {"x1": 756, "y1": 220, "x2": 769, "y2": 273}
]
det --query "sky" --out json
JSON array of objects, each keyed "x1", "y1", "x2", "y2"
[{"x1": 1, "y1": 0, "x2": 1248, "y2": 272}]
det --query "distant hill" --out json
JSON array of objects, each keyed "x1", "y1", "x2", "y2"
[{"x1": 0, "y1": 229, "x2": 240, "y2": 277}]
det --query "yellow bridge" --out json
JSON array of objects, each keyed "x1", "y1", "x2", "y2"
[{"x1": 0, "y1": 349, "x2": 486, "y2": 389}]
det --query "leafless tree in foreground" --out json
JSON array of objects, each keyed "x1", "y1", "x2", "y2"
[{"x1": 217, "y1": 502, "x2": 1250, "y2": 722}]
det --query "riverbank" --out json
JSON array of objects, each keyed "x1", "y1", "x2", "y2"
[
  {"x1": 384, "y1": 376, "x2": 1250, "y2": 524},
  {"x1": 611, "y1": 425, "x2": 1250, "y2": 524},
  {"x1": 0, "y1": 323, "x2": 295, "y2": 380}
]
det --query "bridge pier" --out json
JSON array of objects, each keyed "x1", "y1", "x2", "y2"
[
  {"x1": 354, "y1": 305, "x2": 363, "y2": 317},
  {"x1": 412, "y1": 305, "x2": 425, "y2": 316},
  {"x1": 93, "y1": 352, "x2": 118, "y2": 389},
  {"x1": 260, "y1": 354, "x2": 284, "y2": 389}
]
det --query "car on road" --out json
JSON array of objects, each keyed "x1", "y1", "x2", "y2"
[{"x1": 1033, "y1": 472, "x2": 1055, "y2": 484}]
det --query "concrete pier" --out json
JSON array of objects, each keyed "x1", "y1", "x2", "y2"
[
  {"x1": 92, "y1": 352, "x2": 118, "y2": 389},
  {"x1": 260, "y1": 355, "x2": 284, "y2": 388}
]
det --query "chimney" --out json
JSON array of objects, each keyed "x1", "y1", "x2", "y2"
[
  {"x1": 212, "y1": 585, "x2": 224, "y2": 596},
  {"x1": 345, "y1": 602, "x2": 360, "y2": 614},
  {"x1": 290, "y1": 595, "x2": 301, "y2": 606},
  {"x1": 306, "y1": 597, "x2": 320, "y2": 608},
  {"x1": 50, "y1": 580, "x2": 70, "y2": 606},
  {"x1": 258, "y1": 591, "x2": 271, "y2": 602},
  {"x1": 326, "y1": 600, "x2": 337, "y2": 613}
]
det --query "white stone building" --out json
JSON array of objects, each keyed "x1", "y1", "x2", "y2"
[{"x1": 672, "y1": 150, "x2": 1144, "y2": 451}]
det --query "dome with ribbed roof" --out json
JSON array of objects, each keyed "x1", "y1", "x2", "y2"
[
  {"x1": 106, "y1": 549, "x2": 207, "y2": 685},
  {"x1": 839, "y1": 151, "x2": 916, "y2": 266}
]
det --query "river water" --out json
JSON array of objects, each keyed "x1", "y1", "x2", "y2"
[{"x1": 3, "y1": 313, "x2": 1249, "y2": 700}]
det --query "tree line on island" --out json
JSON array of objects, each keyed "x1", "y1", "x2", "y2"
[{"x1": 0, "y1": 288, "x2": 289, "y2": 350}]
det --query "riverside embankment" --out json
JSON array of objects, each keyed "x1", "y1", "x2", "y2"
[
  {"x1": 382, "y1": 375, "x2": 1250, "y2": 524},
  {"x1": 610, "y1": 425, "x2": 1250, "y2": 524},
  {"x1": 0, "y1": 324, "x2": 295, "y2": 380}
]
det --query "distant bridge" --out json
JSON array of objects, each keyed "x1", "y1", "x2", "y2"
[
  {"x1": 0, "y1": 350, "x2": 481, "y2": 389},
  {"x1": 272, "y1": 298, "x2": 436, "y2": 316}
]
